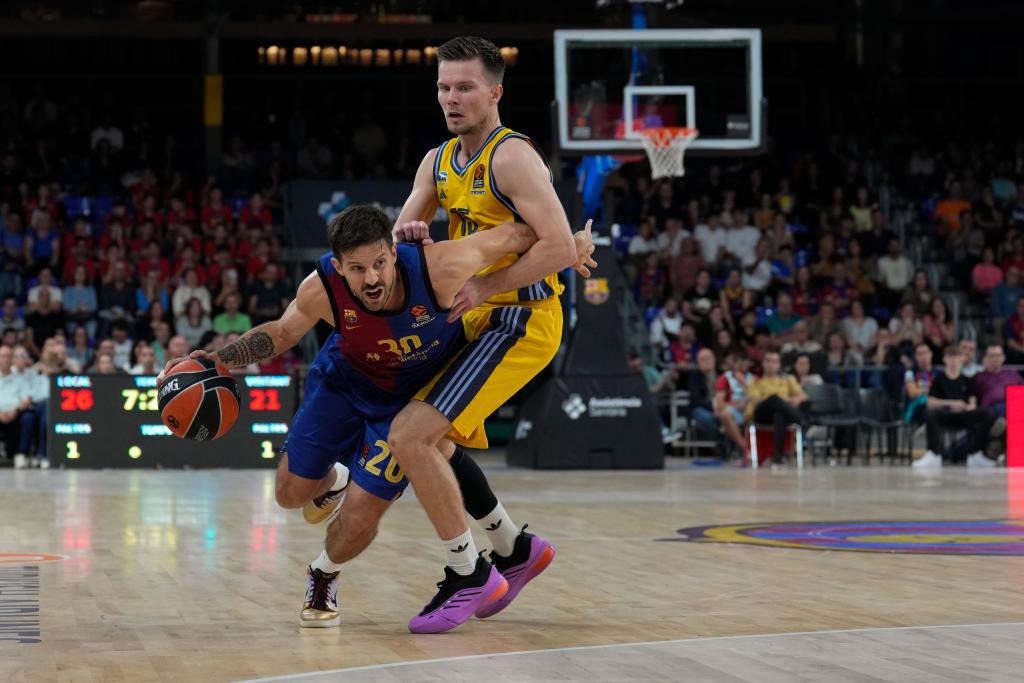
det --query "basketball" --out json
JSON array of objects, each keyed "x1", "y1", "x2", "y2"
[{"x1": 158, "y1": 358, "x2": 241, "y2": 441}]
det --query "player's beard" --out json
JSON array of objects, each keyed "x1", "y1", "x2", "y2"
[{"x1": 361, "y1": 275, "x2": 395, "y2": 311}]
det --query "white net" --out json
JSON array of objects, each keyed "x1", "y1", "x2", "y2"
[{"x1": 639, "y1": 127, "x2": 698, "y2": 179}]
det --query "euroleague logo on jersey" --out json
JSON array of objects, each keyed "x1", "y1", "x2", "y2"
[
  {"x1": 410, "y1": 304, "x2": 434, "y2": 328},
  {"x1": 473, "y1": 163, "x2": 486, "y2": 190}
]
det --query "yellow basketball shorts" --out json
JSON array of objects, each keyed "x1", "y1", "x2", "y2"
[{"x1": 413, "y1": 297, "x2": 563, "y2": 449}]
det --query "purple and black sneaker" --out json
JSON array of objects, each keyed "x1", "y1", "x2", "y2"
[
  {"x1": 476, "y1": 525, "x2": 556, "y2": 619},
  {"x1": 408, "y1": 556, "x2": 507, "y2": 634}
]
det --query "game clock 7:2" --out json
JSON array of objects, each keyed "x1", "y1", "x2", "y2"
[{"x1": 48, "y1": 374, "x2": 295, "y2": 468}]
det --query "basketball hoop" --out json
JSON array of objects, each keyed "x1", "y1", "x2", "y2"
[{"x1": 639, "y1": 127, "x2": 698, "y2": 179}]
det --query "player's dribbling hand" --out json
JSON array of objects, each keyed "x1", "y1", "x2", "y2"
[
  {"x1": 157, "y1": 350, "x2": 216, "y2": 385},
  {"x1": 573, "y1": 219, "x2": 598, "y2": 278},
  {"x1": 393, "y1": 221, "x2": 434, "y2": 245}
]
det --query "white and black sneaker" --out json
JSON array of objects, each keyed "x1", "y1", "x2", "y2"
[{"x1": 299, "y1": 566, "x2": 340, "y2": 628}]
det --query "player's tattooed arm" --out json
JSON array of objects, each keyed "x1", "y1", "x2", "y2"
[{"x1": 215, "y1": 328, "x2": 276, "y2": 367}]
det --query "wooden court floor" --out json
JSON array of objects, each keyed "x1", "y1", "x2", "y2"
[{"x1": 2, "y1": 458, "x2": 1024, "y2": 682}]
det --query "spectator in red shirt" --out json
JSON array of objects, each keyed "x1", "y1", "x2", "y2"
[
  {"x1": 202, "y1": 223, "x2": 233, "y2": 262},
  {"x1": 135, "y1": 194, "x2": 164, "y2": 232},
  {"x1": 200, "y1": 187, "x2": 233, "y2": 234},
  {"x1": 130, "y1": 220, "x2": 159, "y2": 256},
  {"x1": 61, "y1": 216, "x2": 94, "y2": 255},
  {"x1": 130, "y1": 169, "x2": 160, "y2": 211},
  {"x1": 165, "y1": 196, "x2": 197, "y2": 229},
  {"x1": 1003, "y1": 296, "x2": 1024, "y2": 364},
  {"x1": 99, "y1": 244, "x2": 134, "y2": 283},
  {"x1": 233, "y1": 222, "x2": 263, "y2": 267},
  {"x1": 246, "y1": 239, "x2": 273, "y2": 281},
  {"x1": 790, "y1": 265, "x2": 817, "y2": 317},
  {"x1": 239, "y1": 192, "x2": 272, "y2": 227},
  {"x1": 136, "y1": 241, "x2": 171, "y2": 283},
  {"x1": 207, "y1": 246, "x2": 239, "y2": 295},
  {"x1": 99, "y1": 219, "x2": 130, "y2": 253},
  {"x1": 171, "y1": 245, "x2": 206, "y2": 286},
  {"x1": 61, "y1": 238, "x2": 97, "y2": 285},
  {"x1": 21, "y1": 183, "x2": 60, "y2": 223},
  {"x1": 103, "y1": 201, "x2": 131, "y2": 231}
]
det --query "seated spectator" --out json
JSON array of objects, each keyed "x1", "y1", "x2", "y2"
[
  {"x1": 792, "y1": 353, "x2": 823, "y2": 386},
  {"x1": 842, "y1": 300, "x2": 878, "y2": 365},
  {"x1": 109, "y1": 321, "x2": 134, "y2": 371},
  {"x1": 781, "y1": 320, "x2": 823, "y2": 357},
  {"x1": 201, "y1": 187, "x2": 234, "y2": 234},
  {"x1": 27, "y1": 267, "x2": 62, "y2": 310},
  {"x1": 213, "y1": 292, "x2": 252, "y2": 336},
  {"x1": 769, "y1": 244, "x2": 796, "y2": 295},
  {"x1": 0, "y1": 345, "x2": 22, "y2": 461},
  {"x1": 971, "y1": 246, "x2": 1003, "y2": 299},
  {"x1": 67, "y1": 325, "x2": 94, "y2": 370},
  {"x1": 128, "y1": 342, "x2": 158, "y2": 375},
  {"x1": 820, "y1": 262, "x2": 857, "y2": 317},
  {"x1": 248, "y1": 263, "x2": 290, "y2": 325},
  {"x1": 696, "y1": 304, "x2": 730, "y2": 349},
  {"x1": 628, "y1": 352, "x2": 679, "y2": 443},
  {"x1": 24, "y1": 287, "x2": 64, "y2": 357},
  {"x1": 635, "y1": 252, "x2": 667, "y2": 308},
  {"x1": 63, "y1": 265, "x2": 98, "y2": 339},
  {"x1": 172, "y1": 268, "x2": 212, "y2": 318},
  {"x1": 765, "y1": 291, "x2": 802, "y2": 339},
  {"x1": 171, "y1": 245, "x2": 206, "y2": 285},
  {"x1": 239, "y1": 192, "x2": 272, "y2": 227},
  {"x1": 137, "y1": 240, "x2": 171, "y2": 283},
  {"x1": 960, "y1": 338, "x2": 982, "y2": 378},
  {"x1": 12, "y1": 344, "x2": 48, "y2": 466},
  {"x1": 1, "y1": 296, "x2": 25, "y2": 337},
  {"x1": 669, "y1": 238, "x2": 706, "y2": 297},
  {"x1": 98, "y1": 261, "x2": 136, "y2": 333},
  {"x1": 901, "y1": 269, "x2": 934, "y2": 315},
  {"x1": 1004, "y1": 296, "x2": 1024, "y2": 364},
  {"x1": 934, "y1": 180, "x2": 971, "y2": 234},
  {"x1": 88, "y1": 351, "x2": 123, "y2": 375},
  {"x1": 725, "y1": 209, "x2": 761, "y2": 268},
  {"x1": 993, "y1": 268, "x2": 1024, "y2": 339},
  {"x1": 714, "y1": 351, "x2": 754, "y2": 459},
  {"x1": 735, "y1": 308, "x2": 762, "y2": 355},
  {"x1": 713, "y1": 328, "x2": 738, "y2": 358},
  {"x1": 904, "y1": 343, "x2": 937, "y2": 424},
  {"x1": 176, "y1": 297, "x2": 213, "y2": 350},
  {"x1": 666, "y1": 323, "x2": 701, "y2": 368},
  {"x1": 809, "y1": 302, "x2": 841, "y2": 347},
  {"x1": 627, "y1": 219, "x2": 658, "y2": 262},
  {"x1": 888, "y1": 302, "x2": 924, "y2": 351},
  {"x1": 790, "y1": 266, "x2": 817, "y2": 317},
  {"x1": 136, "y1": 269, "x2": 170, "y2": 315},
  {"x1": 973, "y1": 345, "x2": 1023, "y2": 419},
  {"x1": 61, "y1": 237, "x2": 97, "y2": 285},
  {"x1": 693, "y1": 212, "x2": 728, "y2": 266},
  {"x1": 914, "y1": 346, "x2": 995, "y2": 469},
  {"x1": 719, "y1": 268, "x2": 748, "y2": 324},
  {"x1": 134, "y1": 300, "x2": 169, "y2": 342},
  {"x1": 150, "y1": 321, "x2": 172, "y2": 364},
  {"x1": 845, "y1": 239, "x2": 877, "y2": 303},
  {"x1": 923, "y1": 296, "x2": 957, "y2": 356},
  {"x1": 866, "y1": 327, "x2": 904, "y2": 396},
  {"x1": 740, "y1": 238, "x2": 773, "y2": 295},
  {"x1": 745, "y1": 350, "x2": 808, "y2": 462},
  {"x1": 685, "y1": 348, "x2": 721, "y2": 444},
  {"x1": 166, "y1": 334, "x2": 189, "y2": 360},
  {"x1": 656, "y1": 217, "x2": 690, "y2": 261},
  {"x1": 246, "y1": 239, "x2": 274, "y2": 282},
  {"x1": 23, "y1": 211, "x2": 60, "y2": 273},
  {"x1": 681, "y1": 270, "x2": 717, "y2": 327}
]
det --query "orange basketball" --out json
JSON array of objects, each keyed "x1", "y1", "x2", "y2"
[{"x1": 157, "y1": 358, "x2": 240, "y2": 441}]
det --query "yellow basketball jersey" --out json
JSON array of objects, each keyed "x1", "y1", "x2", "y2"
[{"x1": 433, "y1": 125, "x2": 564, "y2": 306}]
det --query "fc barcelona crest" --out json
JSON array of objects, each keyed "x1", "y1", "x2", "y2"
[
  {"x1": 344, "y1": 309, "x2": 358, "y2": 325},
  {"x1": 584, "y1": 278, "x2": 609, "y2": 305}
]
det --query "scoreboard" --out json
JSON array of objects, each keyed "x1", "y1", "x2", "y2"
[{"x1": 47, "y1": 374, "x2": 295, "y2": 468}]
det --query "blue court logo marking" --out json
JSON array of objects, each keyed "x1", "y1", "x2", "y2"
[{"x1": 666, "y1": 520, "x2": 1024, "y2": 555}]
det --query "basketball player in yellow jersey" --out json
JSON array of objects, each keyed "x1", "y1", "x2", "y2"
[{"x1": 387, "y1": 36, "x2": 595, "y2": 632}]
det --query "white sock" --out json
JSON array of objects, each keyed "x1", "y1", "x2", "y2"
[
  {"x1": 330, "y1": 462, "x2": 350, "y2": 491},
  {"x1": 477, "y1": 503, "x2": 519, "y2": 557},
  {"x1": 443, "y1": 528, "x2": 477, "y2": 576},
  {"x1": 310, "y1": 549, "x2": 343, "y2": 574}
]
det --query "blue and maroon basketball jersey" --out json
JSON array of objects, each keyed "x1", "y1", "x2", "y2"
[{"x1": 313, "y1": 243, "x2": 465, "y2": 398}]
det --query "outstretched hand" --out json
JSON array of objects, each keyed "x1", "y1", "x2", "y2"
[
  {"x1": 393, "y1": 220, "x2": 434, "y2": 245},
  {"x1": 572, "y1": 219, "x2": 598, "y2": 278}
]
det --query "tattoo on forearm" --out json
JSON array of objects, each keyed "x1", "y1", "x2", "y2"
[{"x1": 216, "y1": 331, "x2": 275, "y2": 366}]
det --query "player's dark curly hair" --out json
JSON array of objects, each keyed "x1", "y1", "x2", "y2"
[
  {"x1": 327, "y1": 204, "x2": 393, "y2": 259},
  {"x1": 437, "y1": 36, "x2": 505, "y2": 84}
]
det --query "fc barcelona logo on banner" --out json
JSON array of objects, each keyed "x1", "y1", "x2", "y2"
[{"x1": 584, "y1": 278, "x2": 609, "y2": 305}]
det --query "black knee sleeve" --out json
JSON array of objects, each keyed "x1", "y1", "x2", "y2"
[{"x1": 448, "y1": 446, "x2": 498, "y2": 520}]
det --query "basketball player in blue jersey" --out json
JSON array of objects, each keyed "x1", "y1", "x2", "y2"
[
  {"x1": 386, "y1": 36, "x2": 583, "y2": 632},
  {"x1": 159, "y1": 204, "x2": 596, "y2": 630}
]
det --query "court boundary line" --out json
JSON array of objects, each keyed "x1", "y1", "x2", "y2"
[{"x1": 241, "y1": 620, "x2": 1024, "y2": 681}]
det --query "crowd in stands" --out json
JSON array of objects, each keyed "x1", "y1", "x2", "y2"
[{"x1": 613, "y1": 140, "x2": 1024, "y2": 466}]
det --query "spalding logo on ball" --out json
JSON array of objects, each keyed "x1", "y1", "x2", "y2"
[{"x1": 158, "y1": 358, "x2": 241, "y2": 441}]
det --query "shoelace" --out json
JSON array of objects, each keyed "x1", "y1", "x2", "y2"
[{"x1": 309, "y1": 572, "x2": 336, "y2": 608}]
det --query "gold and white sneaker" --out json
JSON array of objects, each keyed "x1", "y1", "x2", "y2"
[
  {"x1": 303, "y1": 463, "x2": 350, "y2": 524},
  {"x1": 299, "y1": 566, "x2": 340, "y2": 628}
]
